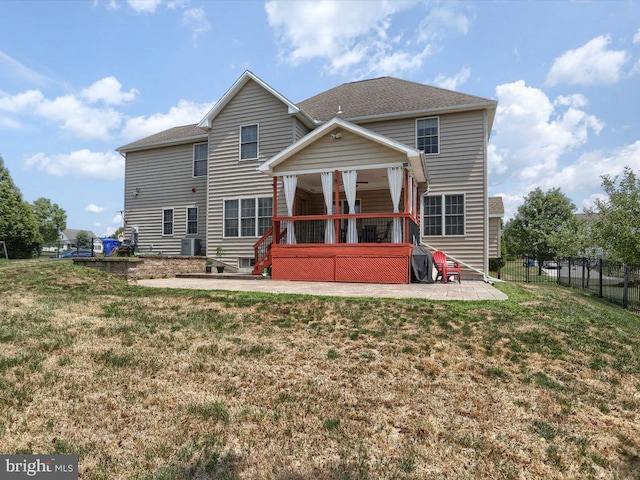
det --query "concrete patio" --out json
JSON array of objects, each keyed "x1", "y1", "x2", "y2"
[{"x1": 136, "y1": 276, "x2": 508, "y2": 301}]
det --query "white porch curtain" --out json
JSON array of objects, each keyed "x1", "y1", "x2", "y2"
[
  {"x1": 387, "y1": 166, "x2": 404, "y2": 243},
  {"x1": 321, "y1": 172, "x2": 335, "y2": 244},
  {"x1": 342, "y1": 170, "x2": 358, "y2": 243},
  {"x1": 283, "y1": 175, "x2": 297, "y2": 244}
]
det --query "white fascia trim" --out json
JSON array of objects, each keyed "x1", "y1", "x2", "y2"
[
  {"x1": 262, "y1": 161, "x2": 408, "y2": 178},
  {"x1": 198, "y1": 70, "x2": 313, "y2": 129},
  {"x1": 117, "y1": 134, "x2": 208, "y2": 154},
  {"x1": 259, "y1": 117, "x2": 427, "y2": 182}
]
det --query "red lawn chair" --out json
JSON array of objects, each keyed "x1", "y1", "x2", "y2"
[{"x1": 433, "y1": 250, "x2": 462, "y2": 283}]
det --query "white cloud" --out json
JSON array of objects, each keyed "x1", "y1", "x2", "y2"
[
  {"x1": 582, "y1": 193, "x2": 608, "y2": 212},
  {"x1": 265, "y1": 1, "x2": 468, "y2": 77},
  {"x1": 487, "y1": 143, "x2": 507, "y2": 176},
  {"x1": 85, "y1": 204, "x2": 107, "y2": 213},
  {"x1": 127, "y1": 0, "x2": 163, "y2": 13},
  {"x1": 111, "y1": 214, "x2": 124, "y2": 224},
  {"x1": 634, "y1": 29, "x2": 640, "y2": 44},
  {"x1": 94, "y1": 222, "x2": 102, "y2": 228},
  {"x1": 95, "y1": 0, "x2": 120, "y2": 10},
  {"x1": 122, "y1": 99, "x2": 214, "y2": 139},
  {"x1": 431, "y1": 66, "x2": 471, "y2": 91},
  {"x1": 490, "y1": 80, "x2": 603, "y2": 185},
  {"x1": 0, "y1": 116, "x2": 22, "y2": 129},
  {"x1": 0, "y1": 86, "x2": 124, "y2": 140},
  {"x1": 81, "y1": 77, "x2": 138, "y2": 105},
  {"x1": 23, "y1": 150, "x2": 125, "y2": 181},
  {"x1": 416, "y1": 5, "x2": 470, "y2": 43},
  {"x1": 546, "y1": 35, "x2": 630, "y2": 86},
  {"x1": 493, "y1": 193, "x2": 522, "y2": 221},
  {"x1": 543, "y1": 140, "x2": 640, "y2": 196},
  {"x1": 182, "y1": 7, "x2": 211, "y2": 42},
  {"x1": 488, "y1": 82, "x2": 640, "y2": 217},
  {"x1": 0, "y1": 49, "x2": 53, "y2": 87}
]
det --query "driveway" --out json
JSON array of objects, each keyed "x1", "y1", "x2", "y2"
[{"x1": 136, "y1": 277, "x2": 508, "y2": 301}]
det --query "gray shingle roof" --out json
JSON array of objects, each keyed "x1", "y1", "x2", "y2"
[
  {"x1": 489, "y1": 196, "x2": 505, "y2": 216},
  {"x1": 297, "y1": 77, "x2": 496, "y2": 122},
  {"x1": 117, "y1": 124, "x2": 207, "y2": 153},
  {"x1": 62, "y1": 228, "x2": 101, "y2": 241}
]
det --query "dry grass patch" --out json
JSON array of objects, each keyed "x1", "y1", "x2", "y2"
[{"x1": 0, "y1": 260, "x2": 639, "y2": 478}]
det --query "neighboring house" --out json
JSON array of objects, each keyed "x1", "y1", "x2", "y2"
[
  {"x1": 60, "y1": 229, "x2": 103, "y2": 253},
  {"x1": 117, "y1": 71, "x2": 497, "y2": 283},
  {"x1": 488, "y1": 196, "x2": 505, "y2": 259}
]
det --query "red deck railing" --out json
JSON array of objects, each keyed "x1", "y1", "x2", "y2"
[{"x1": 253, "y1": 213, "x2": 419, "y2": 274}]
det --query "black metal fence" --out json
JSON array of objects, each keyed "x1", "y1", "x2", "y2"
[{"x1": 498, "y1": 257, "x2": 640, "y2": 314}]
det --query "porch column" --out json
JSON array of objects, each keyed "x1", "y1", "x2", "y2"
[
  {"x1": 321, "y1": 171, "x2": 335, "y2": 244},
  {"x1": 388, "y1": 166, "x2": 404, "y2": 243},
  {"x1": 404, "y1": 169, "x2": 410, "y2": 244},
  {"x1": 283, "y1": 175, "x2": 297, "y2": 244},
  {"x1": 334, "y1": 170, "x2": 340, "y2": 242},
  {"x1": 342, "y1": 170, "x2": 358, "y2": 243},
  {"x1": 272, "y1": 177, "x2": 278, "y2": 239}
]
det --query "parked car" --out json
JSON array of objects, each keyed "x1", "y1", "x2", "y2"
[
  {"x1": 523, "y1": 258, "x2": 538, "y2": 267},
  {"x1": 50, "y1": 249, "x2": 94, "y2": 258},
  {"x1": 543, "y1": 260, "x2": 559, "y2": 269}
]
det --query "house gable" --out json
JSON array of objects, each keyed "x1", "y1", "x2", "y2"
[
  {"x1": 198, "y1": 71, "x2": 316, "y2": 130},
  {"x1": 259, "y1": 118, "x2": 427, "y2": 183}
]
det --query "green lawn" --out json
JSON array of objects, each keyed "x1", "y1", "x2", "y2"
[{"x1": 0, "y1": 259, "x2": 639, "y2": 479}]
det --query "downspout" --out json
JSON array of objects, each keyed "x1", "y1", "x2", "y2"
[
  {"x1": 483, "y1": 109, "x2": 489, "y2": 277},
  {"x1": 419, "y1": 240, "x2": 505, "y2": 284}
]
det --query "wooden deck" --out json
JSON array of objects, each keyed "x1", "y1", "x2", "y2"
[{"x1": 270, "y1": 243, "x2": 414, "y2": 284}]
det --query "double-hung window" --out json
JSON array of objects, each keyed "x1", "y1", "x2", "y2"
[
  {"x1": 416, "y1": 117, "x2": 439, "y2": 154},
  {"x1": 257, "y1": 197, "x2": 273, "y2": 235},
  {"x1": 162, "y1": 208, "x2": 174, "y2": 236},
  {"x1": 193, "y1": 143, "x2": 208, "y2": 177},
  {"x1": 422, "y1": 194, "x2": 464, "y2": 236},
  {"x1": 187, "y1": 207, "x2": 198, "y2": 235},
  {"x1": 224, "y1": 197, "x2": 272, "y2": 237},
  {"x1": 240, "y1": 124, "x2": 259, "y2": 160}
]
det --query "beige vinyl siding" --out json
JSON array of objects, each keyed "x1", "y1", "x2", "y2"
[
  {"x1": 489, "y1": 217, "x2": 501, "y2": 258},
  {"x1": 363, "y1": 110, "x2": 487, "y2": 277},
  {"x1": 274, "y1": 129, "x2": 405, "y2": 174},
  {"x1": 124, "y1": 143, "x2": 208, "y2": 255},
  {"x1": 207, "y1": 79, "x2": 295, "y2": 263},
  {"x1": 293, "y1": 117, "x2": 310, "y2": 142}
]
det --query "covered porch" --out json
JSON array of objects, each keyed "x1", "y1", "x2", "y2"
[{"x1": 254, "y1": 118, "x2": 427, "y2": 284}]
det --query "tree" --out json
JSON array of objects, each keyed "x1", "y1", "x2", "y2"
[
  {"x1": 590, "y1": 167, "x2": 640, "y2": 263},
  {"x1": 76, "y1": 230, "x2": 91, "y2": 249},
  {"x1": 0, "y1": 156, "x2": 42, "y2": 258},
  {"x1": 547, "y1": 216, "x2": 598, "y2": 287},
  {"x1": 504, "y1": 187, "x2": 576, "y2": 274},
  {"x1": 547, "y1": 216, "x2": 595, "y2": 259},
  {"x1": 31, "y1": 197, "x2": 67, "y2": 248}
]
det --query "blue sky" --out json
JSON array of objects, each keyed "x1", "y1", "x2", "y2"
[{"x1": 1, "y1": 0, "x2": 639, "y2": 236}]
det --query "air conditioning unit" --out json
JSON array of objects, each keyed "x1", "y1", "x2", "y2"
[{"x1": 181, "y1": 238, "x2": 202, "y2": 256}]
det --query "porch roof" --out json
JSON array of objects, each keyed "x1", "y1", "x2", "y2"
[{"x1": 258, "y1": 117, "x2": 428, "y2": 183}]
